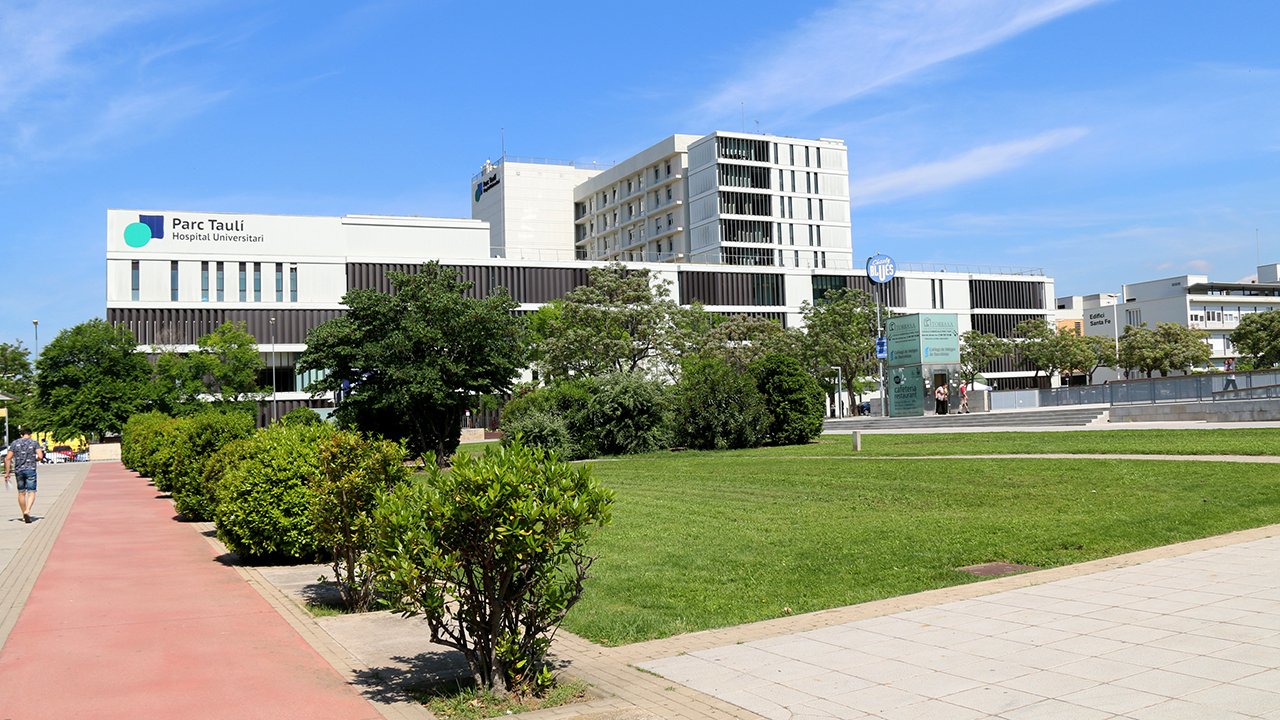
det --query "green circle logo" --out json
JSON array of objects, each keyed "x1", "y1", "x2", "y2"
[{"x1": 124, "y1": 222, "x2": 152, "y2": 248}]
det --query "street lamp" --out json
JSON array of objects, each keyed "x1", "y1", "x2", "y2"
[
  {"x1": 32, "y1": 320, "x2": 38, "y2": 358},
  {"x1": 829, "y1": 366, "x2": 844, "y2": 418},
  {"x1": 269, "y1": 317, "x2": 278, "y2": 423}
]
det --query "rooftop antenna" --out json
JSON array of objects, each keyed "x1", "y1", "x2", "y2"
[
  {"x1": 741, "y1": 102, "x2": 745, "y2": 132},
  {"x1": 1258, "y1": 228, "x2": 1261, "y2": 267},
  {"x1": 500, "y1": 128, "x2": 506, "y2": 159}
]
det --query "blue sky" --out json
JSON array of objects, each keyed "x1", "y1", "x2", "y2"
[{"x1": 2, "y1": 0, "x2": 1278, "y2": 349}]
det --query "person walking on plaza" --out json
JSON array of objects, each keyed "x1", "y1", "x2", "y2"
[
  {"x1": 5, "y1": 428, "x2": 44, "y2": 523},
  {"x1": 934, "y1": 384, "x2": 949, "y2": 415},
  {"x1": 959, "y1": 382, "x2": 970, "y2": 413}
]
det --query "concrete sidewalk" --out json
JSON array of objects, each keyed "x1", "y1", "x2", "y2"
[{"x1": 0, "y1": 461, "x2": 381, "y2": 720}]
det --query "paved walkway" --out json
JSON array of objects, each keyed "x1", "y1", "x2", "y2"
[{"x1": 0, "y1": 461, "x2": 381, "y2": 719}]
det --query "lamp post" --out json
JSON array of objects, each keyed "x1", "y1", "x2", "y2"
[
  {"x1": 829, "y1": 366, "x2": 844, "y2": 418},
  {"x1": 32, "y1": 320, "x2": 38, "y2": 359},
  {"x1": 269, "y1": 317, "x2": 278, "y2": 423}
]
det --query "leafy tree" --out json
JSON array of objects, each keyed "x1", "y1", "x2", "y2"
[
  {"x1": 312, "y1": 431, "x2": 410, "y2": 611},
  {"x1": 370, "y1": 441, "x2": 613, "y2": 696},
  {"x1": 1080, "y1": 335, "x2": 1118, "y2": 384},
  {"x1": 280, "y1": 406, "x2": 323, "y2": 426},
  {"x1": 581, "y1": 372, "x2": 669, "y2": 456},
  {"x1": 190, "y1": 321, "x2": 267, "y2": 402},
  {"x1": 147, "y1": 350, "x2": 208, "y2": 417},
  {"x1": 958, "y1": 331, "x2": 1011, "y2": 388},
  {"x1": 1154, "y1": 322, "x2": 1211, "y2": 376},
  {"x1": 669, "y1": 356, "x2": 768, "y2": 450},
  {"x1": 35, "y1": 319, "x2": 152, "y2": 439},
  {"x1": 298, "y1": 262, "x2": 525, "y2": 463},
  {"x1": 534, "y1": 262, "x2": 678, "y2": 379},
  {"x1": 750, "y1": 353, "x2": 824, "y2": 446},
  {"x1": 0, "y1": 341, "x2": 35, "y2": 442},
  {"x1": 1231, "y1": 309, "x2": 1280, "y2": 369},
  {"x1": 697, "y1": 315, "x2": 804, "y2": 371},
  {"x1": 1013, "y1": 319, "x2": 1063, "y2": 386},
  {"x1": 799, "y1": 288, "x2": 878, "y2": 411},
  {"x1": 1118, "y1": 324, "x2": 1160, "y2": 378}
]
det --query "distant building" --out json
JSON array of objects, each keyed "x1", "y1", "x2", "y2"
[
  {"x1": 473, "y1": 131, "x2": 852, "y2": 270},
  {"x1": 1080, "y1": 263, "x2": 1280, "y2": 373},
  {"x1": 1055, "y1": 293, "x2": 1119, "y2": 335}
]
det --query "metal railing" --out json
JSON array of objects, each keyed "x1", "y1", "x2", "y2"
[
  {"x1": 893, "y1": 262, "x2": 1044, "y2": 276},
  {"x1": 989, "y1": 370, "x2": 1280, "y2": 409}
]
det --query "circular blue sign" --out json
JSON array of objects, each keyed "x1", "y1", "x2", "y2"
[{"x1": 866, "y1": 254, "x2": 896, "y2": 284}]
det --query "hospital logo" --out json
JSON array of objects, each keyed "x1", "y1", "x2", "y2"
[{"x1": 123, "y1": 215, "x2": 164, "y2": 248}]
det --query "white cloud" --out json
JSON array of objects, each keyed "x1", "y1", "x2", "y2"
[
  {"x1": 698, "y1": 0, "x2": 1107, "y2": 121},
  {"x1": 853, "y1": 127, "x2": 1088, "y2": 206}
]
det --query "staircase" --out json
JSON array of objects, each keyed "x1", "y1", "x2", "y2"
[{"x1": 825, "y1": 406, "x2": 1109, "y2": 432}]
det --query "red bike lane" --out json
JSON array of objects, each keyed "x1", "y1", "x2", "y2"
[{"x1": 0, "y1": 461, "x2": 381, "y2": 720}]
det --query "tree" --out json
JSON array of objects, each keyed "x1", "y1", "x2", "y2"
[
  {"x1": 1118, "y1": 324, "x2": 1159, "y2": 378},
  {"x1": 370, "y1": 441, "x2": 613, "y2": 696},
  {"x1": 0, "y1": 342, "x2": 36, "y2": 443},
  {"x1": 698, "y1": 315, "x2": 804, "y2": 371},
  {"x1": 298, "y1": 262, "x2": 525, "y2": 462},
  {"x1": 35, "y1": 319, "x2": 151, "y2": 439},
  {"x1": 1013, "y1": 319, "x2": 1063, "y2": 386},
  {"x1": 534, "y1": 262, "x2": 678, "y2": 379},
  {"x1": 1080, "y1": 335, "x2": 1118, "y2": 384},
  {"x1": 799, "y1": 288, "x2": 878, "y2": 411},
  {"x1": 958, "y1": 331, "x2": 1011, "y2": 388},
  {"x1": 191, "y1": 321, "x2": 267, "y2": 402},
  {"x1": 1154, "y1": 322, "x2": 1211, "y2": 376},
  {"x1": 750, "y1": 353, "x2": 824, "y2": 446},
  {"x1": 669, "y1": 356, "x2": 769, "y2": 450},
  {"x1": 1231, "y1": 309, "x2": 1280, "y2": 369}
]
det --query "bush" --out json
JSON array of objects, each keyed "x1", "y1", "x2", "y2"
[
  {"x1": 370, "y1": 440, "x2": 613, "y2": 695},
  {"x1": 168, "y1": 410, "x2": 257, "y2": 520},
  {"x1": 280, "y1": 407, "x2": 323, "y2": 426},
  {"x1": 199, "y1": 436, "x2": 254, "y2": 524},
  {"x1": 214, "y1": 423, "x2": 336, "y2": 561},
  {"x1": 312, "y1": 431, "x2": 410, "y2": 611},
  {"x1": 121, "y1": 412, "x2": 178, "y2": 478},
  {"x1": 670, "y1": 357, "x2": 768, "y2": 450},
  {"x1": 581, "y1": 373, "x2": 668, "y2": 456},
  {"x1": 500, "y1": 410, "x2": 577, "y2": 460},
  {"x1": 500, "y1": 375, "x2": 666, "y2": 459},
  {"x1": 750, "y1": 354, "x2": 825, "y2": 446}
]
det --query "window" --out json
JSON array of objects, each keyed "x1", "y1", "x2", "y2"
[
  {"x1": 665, "y1": 160, "x2": 671, "y2": 176},
  {"x1": 201, "y1": 261, "x2": 209, "y2": 302},
  {"x1": 655, "y1": 219, "x2": 661, "y2": 234},
  {"x1": 627, "y1": 180, "x2": 632, "y2": 194},
  {"x1": 130, "y1": 261, "x2": 139, "y2": 301},
  {"x1": 654, "y1": 167, "x2": 660, "y2": 181},
  {"x1": 239, "y1": 262, "x2": 247, "y2": 301},
  {"x1": 290, "y1": 265, "x2": 298, "y2": 302},
  {"x1": 666, "y1": 187, "x2": 672, "y2": 201},
  {"x1": 275, "y1": 263, "x2": 284, "y2": 302},
  {"x1": 170, "y1": 261, "x2": 179, "y2": 301},
  {"x1": 253, "y1": 262, "x2": 262, "y2": 302},
  {"x1": 216, "y1": 262, "x2": 224, "y2": 301},
  {"x1": 666, "y1": 213, "x2": 673, "y2": 228}
]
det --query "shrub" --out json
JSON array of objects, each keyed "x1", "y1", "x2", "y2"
[
  {"x1": 370, "y1": 440, "x2": 613, "y2": 696},
  {"x1": 199, "y1": 436, "x2": 254, "y2": 524},
  {"x1": 121, "y1": 412, "x2": 177, "y2": 478},
  {"x1": 169, "y1": 410, "x2": 257, "y2": 520},
  {"x1": 500, "y1": 410, "x2": 577, "y2": 460},
  {"x1": 312, "y1": 431, "x2": 410, "y2": 611},
  {"x1": 750, "y1": 353, "x2": 825, "y2": 446},
  {"x1": 670, "y1": 357, "x2": 768, "y2": 450},
  {"x1": 581, "y1": 372, "x2": 668, "y2": 456},
  {"x1": 214, "y1": 423, "x2": 336, "y2": 561},
  {"x1": 280, "y1": 407, "x2": 323, "y2": 426}
]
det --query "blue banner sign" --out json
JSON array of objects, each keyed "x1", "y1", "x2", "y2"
[{"x1": 866, "y1": 254, "x2": 896, "y2": 284}]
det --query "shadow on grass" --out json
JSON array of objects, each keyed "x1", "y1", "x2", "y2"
[{"x1": 353, "y1": 650, "x2": 471, "y2": 705}]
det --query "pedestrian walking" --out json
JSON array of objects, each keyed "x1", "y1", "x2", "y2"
[
  {"x1": 959, "y1": 382, "x2": 970, "y2": 413},
  {"x1": 1224, "y1": 358, "x2": 1238, "y2": 391},
  {"x1": 5, "y1": 428, "x2": 44, "y2": 523},
  {"x1": 934, "y1": 384, "x2": 949, "y2": 415}
]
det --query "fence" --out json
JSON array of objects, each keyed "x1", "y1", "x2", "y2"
[{"x1": 989, "y1": 369, "x2": 1280, "y2": 410}]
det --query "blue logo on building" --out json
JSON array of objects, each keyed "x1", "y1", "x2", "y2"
[
  {"x1": 866, "y1": 254, "x2": 896, "y2": 284},
  {"x1": 124, "y1": 214, "x2": 164, "y2": 248},
  {"x1": 474, "y1": 183, "x2": 484, "y2": 202}
]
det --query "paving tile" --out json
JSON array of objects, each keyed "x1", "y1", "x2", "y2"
[
  {"x1": 1145, "y1": 631, "x2": 1241, "y2": 655},
  {"x1": 791, "y1": 697, "x2": 871, "y2": 720},
  {"x1": 949, "y1": 636, "x2": 1035, "y2": 659},
  {"x1": 1110, "y1": 668, "x2": 1220, "y2": 698},
  {"x1": 1042, "y1": 633, "x2": 1131, "y2": 657},
  {"x1": 1160, "y1": 655, "x2": 1266, "y2": 683},
  {"x1": 1217, "y1": 643, "x2": 1280, "y2": 669},
  {"x1": 875, "y1": 698, "x2": 987, "y2": 720},
  {"x1": 785, "y1": 671, "x2": 874, "y2": 698},
  {"x1": 997, "y1": 669, "x2": 1098, "y2": 698},
  {"x1": 999, "y1": 645, "x2": 1089, "y2": 670},
  {"x1": 1125, "y1": 697, "x2": 1256, "y2": 720},
  {"x1": 1090, "y1": 623, "x2": 1175, "y2": 645},
  {"x1": 1056, "y1": 683, "x2": 1168, "y2": 715},
  {"x1": 940, "y1": 685, "x2": 1041, "y2": 715},
  {"x1": 1179, "y1": 682, "x2": 1280, "y2": 716},
  {"x1": 842, "y1": 657, "x2": 931, "y2": 684},
  {"x1": 998, "y1": 698, "x2": 1114, "y2": 720},
  {"x1": 1099, "y1": 644, "x2": 1196, "y2": 669},
  {"x1": 945, "y1": 658, "x2": 1037, "y2": 684},
  {"x1": 886, "y1": 670, "x2": 985, "y2": 699},
  {"x1": 827, "y1": 684, "x2": 928, "y2": 715}
]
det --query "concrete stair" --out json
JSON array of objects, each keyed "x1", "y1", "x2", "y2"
[{"x1": 825, "y1": 406, "x2": 1109, "y2": 432}]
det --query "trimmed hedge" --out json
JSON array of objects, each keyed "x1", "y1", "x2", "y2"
[
  {"x1": 214, "y1": 423, "x2": 336, "y2": 561},
  {"x1": 500, "y1": 373, "x2": 668, "y2": 459},
  {"x1": 750, "y1": 353, "x2": 825, "y2": 446},
  {"x1": 121, "y1": 412, "x2": 179, "y2": 480},
  {"x1": 670, "y1": 357, "x2": 768, "y2": 450},
  {"x1": 168, "y1": 410, "x2": 257, "y2": 520}
]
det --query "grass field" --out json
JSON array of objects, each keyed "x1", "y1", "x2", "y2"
[{"x1": 561, "y1": 429, "x2": 1280, "y2": 645}]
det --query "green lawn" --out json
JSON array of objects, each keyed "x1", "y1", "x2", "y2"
[
  {"x1": 562, "y1": 431, "x2": 1280, "y2": 645},
  {"x1": 719, "y1": 428, "x2": 1280, "y2": 458}
]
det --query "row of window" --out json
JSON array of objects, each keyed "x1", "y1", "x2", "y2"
[
  {"x1": 577, "y1": 159, "x2": 677, "y2": 216},
  {"x1": 133, "y1": 261, "x2": 299, "y2": 303}
]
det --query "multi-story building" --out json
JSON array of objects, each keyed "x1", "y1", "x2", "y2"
[
  {"x1": 105, "y1": 208, "x2": 1057, "y2": 420},
  {"x1": 470, "y1": 158, "x2": 602, "y2": 260},
  {"x1": 1080, "y1": 263, "x2": 1280, "y2": 372},
  {"x1": 474, "y1": 131, "x2": 852, "y2": 269},
  {"x1": 1055, "y1": 293, "x2": 1119, "y2": 335}
]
